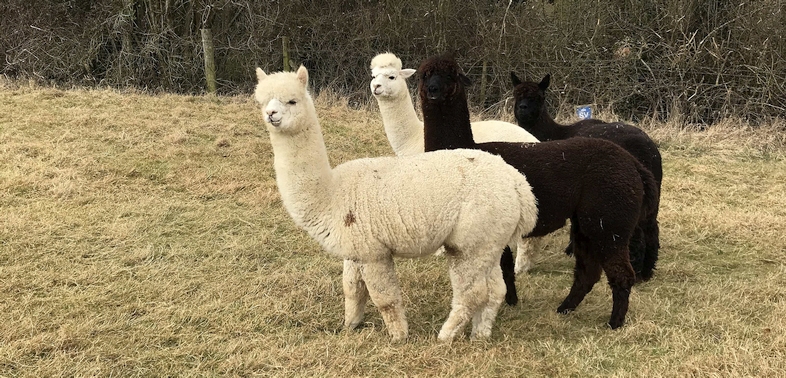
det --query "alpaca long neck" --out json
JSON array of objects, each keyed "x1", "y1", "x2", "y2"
[
  {"x1": 422, "y1": 94, "x2": 475, "y2": 151},
  {"x1": 526, "y1": 109, "x2": 571, "y2": 141},
  {"x1": 268, "y1": 115, "x2": 335, "y2": 228},
  {"x1": 377, "y1": 91, "x2": 424, "y2": 156}
]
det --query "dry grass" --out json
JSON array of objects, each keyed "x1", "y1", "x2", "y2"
[{"x1": 1, "y1": 85, "x2": 785, "y2": 377}]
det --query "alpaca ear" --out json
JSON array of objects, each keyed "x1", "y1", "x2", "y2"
[
  {"x1": 400, "y1": 69, "x2": 416, "y2": 79},
  {"x1": 538, "y1": 74, "x2": 551, "y2": 91},
  {"x1": 256, "y1": 68, "x2": 267, "y2": 82},
  {"x1": 459, "y1": 73, "x2": 472, "y2": 87},
  {"x1": 296, "y1": 65, "x2": 309, "y2": 85},
  {"x1": 510, "y1": 72, "x2": 522, "y2": 87}
]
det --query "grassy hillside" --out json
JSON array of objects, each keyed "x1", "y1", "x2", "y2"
[{"x1": 1, "y1": 85, "x2": 785, "y2": 377}]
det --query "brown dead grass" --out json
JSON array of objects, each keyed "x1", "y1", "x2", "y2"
[{"x1": 1, "y1": 85, "x2": 785, "y2": 377}]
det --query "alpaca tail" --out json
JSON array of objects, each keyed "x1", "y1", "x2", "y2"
[
  {"x1": 511, "y1": 173, "x2": 539, "y2": 247},
  {"x1": 635, "y1": 160, "x2": 660, "y2": 221}
]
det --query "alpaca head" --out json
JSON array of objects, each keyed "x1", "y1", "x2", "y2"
[
  {"x1": 370, "y1": 53, "x2": 416, "y2": 99},
  {"x1": 254, "y1": 65, "x2": 314, "y2": 133},
  {"x1": 417, "y1": 54, "x2": 472, "y2": 104},
  {"x1": 511, "y1": 73, "x2": 551, "y2": 126}
]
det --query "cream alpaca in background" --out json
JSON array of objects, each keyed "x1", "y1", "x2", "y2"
[
  {"x1": 369, "y1": 52, "x2": 539, "y2": 154},
  {"x1": 369, "y1": 52, "x2": 542, "y2": 274},
  {"x1": 255, "y1": 66, "x2": 538, "y2": 341}
]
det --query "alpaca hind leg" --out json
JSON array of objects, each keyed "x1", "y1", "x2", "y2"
[
  {"x1": 439, "y1": 255, "x2": 490, "y2": 342},
  {"x1": 501, "y1": 246, "x2": 518, "y2": 306},
  {"x1": 557, "y1": 235, "x2": 602, "y2": 314},
  {"x1": 343, "y1": 259, "x2": 369, "y2": 331},
  {"x1": 601, "y1": 249, "x2": 636, "y2": 329},
  {"x1": 360, "y1": 258, "x2": 408, "y2": 341},
  {"x1": 471, "y1": 263, "x2": 506, "y2": 339},
  {"x1": 640, "y1": 217, "x2": 660, "y2": 281}
]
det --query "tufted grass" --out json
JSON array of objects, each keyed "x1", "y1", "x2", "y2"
[{"x1": 1, "y1": 84, "x2": 785, "y2": 377}]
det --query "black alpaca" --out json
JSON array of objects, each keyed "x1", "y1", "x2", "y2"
[
  {"x1": 511, "y1": 73, "x2": 662, "y2": 281},
  {"x1": 418, "y1": 54, "x2": 658, "y2": 329}
]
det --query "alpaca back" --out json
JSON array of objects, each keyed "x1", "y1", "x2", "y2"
[
  {"x1": 472, "y1": 120, "x2": 540, "y2": 144},
  {"x1": 478, "y1": 138, "x2": 645, "y2": 236},
  {"x1": 570, "y1": 123, "x2": 663, "y2": 187},
  {"x1": 324, "y1": 149, "x2": 536, "y2": 260}
]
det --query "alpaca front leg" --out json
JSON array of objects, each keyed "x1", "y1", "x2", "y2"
[
  {"x1": 557, "y1": 243, "x2": 602, "y2": 314},
  {"x1": 360, "y1": 257, "x2": 408, "y2": 341},
  {"x1": 343, "y1": 259, "x2": 369, "y2": 331}
]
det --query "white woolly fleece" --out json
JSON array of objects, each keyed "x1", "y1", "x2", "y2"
[{"x1": 256, "y1": 66, "x2": 538, "y2": 342}]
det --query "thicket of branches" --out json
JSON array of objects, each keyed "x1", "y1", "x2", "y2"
[{"x1": 2, "y1": 0, "x2": 784, "y2": 123}]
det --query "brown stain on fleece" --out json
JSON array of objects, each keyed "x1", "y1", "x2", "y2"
[{"x1": 344, "y1": 210, "x2": 356, "y2": 226}]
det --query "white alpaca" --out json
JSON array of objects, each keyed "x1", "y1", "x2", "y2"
[
  {"x1": 369, "y1": 52, "x2": 541, "y2": 274},
  {"x1": 255, "y1": 66, "x2": 538, "y2": 341}
]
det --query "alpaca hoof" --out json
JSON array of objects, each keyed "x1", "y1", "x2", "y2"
[
  {"x1": 344, "y1": 315, "x2": 365, "y2": 331},
  {"x1": 344, "y1": 320, "x2": 363, "y2": 331},
  {"x1": 607, "y1": 319, "x2": 625, "y2": 330},
  {"x1": 390, "y1": 335, "x2": 408, "y2": 343},
  {"x1": 437, "y1": 330, "x2": 454, "y2": 342},
  {"x1": 470, "y1": 329, "x2": 492, "y2": 339},
  {"x1": 389, "y1": 330, "x2": 408, "y2": 343},
  {"x1": 556, "y1": 305, "x2": 575, "y2": 315},
  {"x1": 505, "y1": 291, "x2": 518, "y2": 306}
]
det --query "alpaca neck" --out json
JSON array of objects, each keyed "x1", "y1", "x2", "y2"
[
  {"x1": 422, "y1": 93, "x2": 475, "y2": 151},
  {"x1": 526, "y1": 109, "x2": 570, "y2": 141},
  {"x1": 376, "y1": 91, "x2": 425, "y2": 156},
  {"x1": 268, "y1": 113, "x2": 335, "y2": 229}
]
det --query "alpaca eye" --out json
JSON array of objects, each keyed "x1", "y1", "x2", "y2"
[
  {"x1": 388, "y1": 76, "x2": 395, "y2": 80},
  {"x1": 288, "y1": 100, "x2": 297, "y2": 105}
]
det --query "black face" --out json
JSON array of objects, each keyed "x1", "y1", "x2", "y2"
[
  {"x1": 423, "y1": 72, "x2": 452, "y2": 102},
  {"x1": 511, "y1": 73, "x2": 550, "y2": 126},
  {"x1": 422, "y1": 72, "x2": 471, "y2": 102}
]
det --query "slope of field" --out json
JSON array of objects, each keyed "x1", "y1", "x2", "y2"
[{"x1": 1, "y1": 86, "x2": 785, "y2": 377}]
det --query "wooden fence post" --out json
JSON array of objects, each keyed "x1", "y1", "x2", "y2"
[{"x1": 201, "y1": 28, "x2": 217, "y2": 93}]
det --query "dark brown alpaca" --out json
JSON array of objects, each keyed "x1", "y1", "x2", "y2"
[
  {"x1": 511, "y1": 73, "x2": 662, "y2": 281},
  {"x1": 419, "y1": 54, "x2": 658, "y2": 329}
]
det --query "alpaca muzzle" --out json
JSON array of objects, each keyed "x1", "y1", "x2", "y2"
[{"x1": 267, "y1": 114, "x2": 282, "y2": 127}]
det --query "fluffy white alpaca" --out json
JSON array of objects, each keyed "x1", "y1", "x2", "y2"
[
  {"x1": 369, "y1": 52, "x2": 541, "y2": 274},
  {"x1": 255, "y1": 66, "x2": 538, "y2": 341}
]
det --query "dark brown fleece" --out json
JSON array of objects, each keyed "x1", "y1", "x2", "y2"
[
  {"x1": 418, "y1": 54, "x2": 658, "y2": 329},
  {"x1": 511, "y1": 72, "x2": 662, "y2": 280}
]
